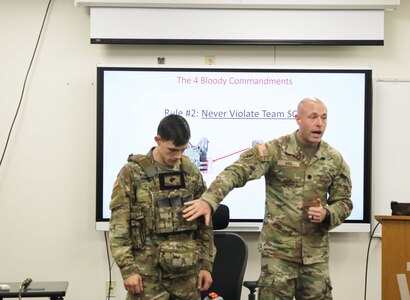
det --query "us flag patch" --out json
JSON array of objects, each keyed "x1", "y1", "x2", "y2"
[
  {"x1": 257, "y1": 144, "x2": 269, "y2": 158},
  {"x1": 112, "y1": 179, "x2": 119, "y2": 190}
]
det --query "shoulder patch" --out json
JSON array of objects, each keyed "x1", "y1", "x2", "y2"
[{"x1": 257, "y1": 144, "x2": 269, "y2": 158}]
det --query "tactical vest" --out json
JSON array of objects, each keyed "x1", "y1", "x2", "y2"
[{"x1": 128, "y1": 154, "x2": 198, "y2": 235}]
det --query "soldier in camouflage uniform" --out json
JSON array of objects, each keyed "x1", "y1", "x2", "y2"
[
  {"x1": 183, "y1": 97, "x2": 353, "y2": 300},
  {"x1": 109, "y1": 114, "x2": 215, "y2": 300}
]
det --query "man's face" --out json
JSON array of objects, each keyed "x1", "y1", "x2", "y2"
[
  {"x1": 295, "y1": 101, "x2": 328, "y2": 147},
  {"x1": 154, "y1": 136, "x2": 188, "y2": 167}
]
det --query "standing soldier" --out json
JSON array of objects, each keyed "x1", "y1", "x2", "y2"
[
  {"x1": 109, "y1": 114, "x2": 214, "y2": 300},
  {"x1": 183, "y1": 97, "x2": 353, "y2": 300}
]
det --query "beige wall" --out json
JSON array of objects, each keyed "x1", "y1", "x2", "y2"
[{"x1": 1, "y1": 0, "x2": 409, "y2": 299}]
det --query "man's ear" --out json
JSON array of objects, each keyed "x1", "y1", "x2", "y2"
[
  {"x1": 295, "y1": 114, "x2": 301, "y2": 125},
  {"x1": 154, "y1": 135, "x2": 161, "y2": 145}
]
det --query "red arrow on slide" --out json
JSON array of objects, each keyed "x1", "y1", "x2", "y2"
[{"x1": 211, "y1": 148, "x2": 250, "y2": 162}]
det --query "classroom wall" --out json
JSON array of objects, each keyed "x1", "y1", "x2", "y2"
[{"x1": 0, "y1": 0, "x2": 409, "y2": 299}]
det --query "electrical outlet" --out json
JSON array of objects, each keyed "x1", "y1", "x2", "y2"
[
  {"x1": 205, "y1": 56, "x2": 215, "y2": 65},
  {"x1": 106, "y1": 281, "x2": 116, "y2": 297}
]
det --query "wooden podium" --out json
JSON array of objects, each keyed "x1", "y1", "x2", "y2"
[{"x1": 375, "y1": 215, "x2": 410, "y2": 300}]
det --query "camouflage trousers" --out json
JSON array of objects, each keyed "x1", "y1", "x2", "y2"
[
  {"x1": 257, "y1": 256, "x2": 333, "y2": 300},
  {"x1": 125, "y1": 274, "x2": 201, "y2": 300}
]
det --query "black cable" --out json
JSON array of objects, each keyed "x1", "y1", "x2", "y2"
[
  {"x1": 0, "y1": 0, "x2": 53, "y2": 168},
  {"x1": 364, "y1": 222, "x2": 380, "y2": 300},
  {"x1": 104, "y1": 231, "x2": 114, "y2": 300}
]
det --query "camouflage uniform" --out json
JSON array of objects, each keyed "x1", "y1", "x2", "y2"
[
  {"x1": 201, "y1": 132, "x2": 353, "y2": 300},
  {"x1": 109, "y1": 148, "x2": 215, "y2": 300}
]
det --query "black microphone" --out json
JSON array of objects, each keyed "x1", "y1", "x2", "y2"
[{"x1": 20, "y1": 278, "x2": 32, "y2": 291}]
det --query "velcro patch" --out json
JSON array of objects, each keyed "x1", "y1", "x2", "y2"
[{"x1": 277, "y1": 160, "x2": 300, "y2": 167}]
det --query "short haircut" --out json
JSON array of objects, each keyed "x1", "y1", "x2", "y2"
[{"x1": 157, "y1": 114, "x2": 191, "y2": 146}]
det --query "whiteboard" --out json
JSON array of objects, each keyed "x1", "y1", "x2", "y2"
[{"x1": 372, "y1": 79, "x2": 410, "y2": 237}]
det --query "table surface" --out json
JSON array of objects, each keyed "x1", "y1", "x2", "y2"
[{"x1": 0, "y1": 281, "x2": 68, "y2": 298}]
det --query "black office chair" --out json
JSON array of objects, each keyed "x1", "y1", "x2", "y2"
[
  {"x1": 201, "y1": 204, "x2": 248, "y2": 300},
  {"x1": 243, "y1": 280, "x2": 258, "y2": 300}
]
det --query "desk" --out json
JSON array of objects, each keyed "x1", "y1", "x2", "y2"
[{"x1": 0, "y1": 281, "x2": 68, "y2": 300}]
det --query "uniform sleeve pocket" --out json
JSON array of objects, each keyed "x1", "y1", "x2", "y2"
[{"x1": 130, "y1": 207, "x2": 145, "y2": 249}]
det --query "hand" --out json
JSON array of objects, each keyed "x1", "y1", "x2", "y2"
[
  {"x1": 123, "y1": 274, "x2": 143, "y2": 294},
  {"x1": 307, "y1": 197, "x2": 326, "y2": 223},
  {"x1": 197, "y1": 270, "x2": 213, "y2": 291},
  {"x1": 183, "y1": 199, "x2": 212, "y2": 226}
]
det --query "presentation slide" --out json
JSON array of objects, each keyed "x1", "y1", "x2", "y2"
[{"x1": 98, "y1": 66, "x2": 371, "y2": 228}]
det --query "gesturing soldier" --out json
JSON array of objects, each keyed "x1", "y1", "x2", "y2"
[{"x1": 183, "y1": 97, "x2": 353, "y2": 300}]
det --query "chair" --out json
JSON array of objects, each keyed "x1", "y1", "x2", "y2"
[
  {"x1": 201, "y1": 204, "x2": 248, "y2": 300},
  {"x1": 243, "y1": 280, "x2": 258, "y2": 300}
]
